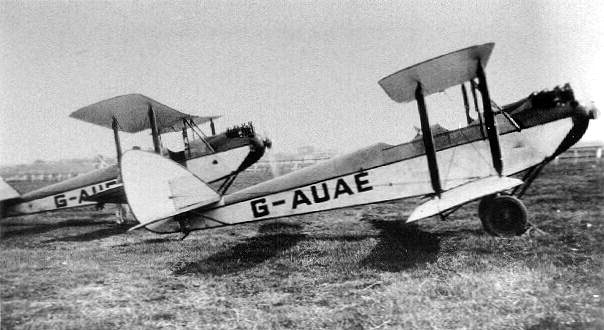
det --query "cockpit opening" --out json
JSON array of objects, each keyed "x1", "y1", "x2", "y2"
[{"x1": 226, "y1": 122, "x2": 256, "y2": 138}]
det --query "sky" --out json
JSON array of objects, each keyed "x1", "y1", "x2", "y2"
[{"x1": 1, "y1": 0, "x2": 603, "y2": 165}]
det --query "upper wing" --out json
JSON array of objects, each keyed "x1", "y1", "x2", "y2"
[
  {"x1": 378, "y1": 43, "x2": 495, "y2": 103},
  {"x1": 70, "y1": 94, "x2": 220, "y2": 133}
]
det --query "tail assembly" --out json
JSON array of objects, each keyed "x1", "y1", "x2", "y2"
[
  {"x1": 0, "y1": 178, "x2": 20, "y2": 218},
  {"x1": 120, "y1": 150, "x2": 221, "y2": 230}
]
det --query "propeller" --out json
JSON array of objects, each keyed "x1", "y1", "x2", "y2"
[
  {"x1": 586, "y1": 102, "x2": 599, "y2": 119},
  {"x1": 262, "y1": 136, "x2": 273, "y2": 149},
  {"x1": 258, "y1": 132, "x2": 280, "y2": 178}
]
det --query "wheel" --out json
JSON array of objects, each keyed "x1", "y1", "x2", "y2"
[
  {"x1": 478, "y1": 195, "x2": 497, "y2": 235},
  {"x1": 478, "y1": 195, "x2": 495, "y2": 222},
  {"x1": 483, "y1": 195, "x2": 528, "y2": 237}
]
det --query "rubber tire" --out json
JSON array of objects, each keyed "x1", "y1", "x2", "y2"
[
  {"x1": 483, "y1": 195, "x2": 528, "y2": 237},
  {"x1": 478, "y1": 194, "x2": 499, "y2": 236},
  {"x1": 478, "y1": 195, "x2": 496, "y2": 224}
]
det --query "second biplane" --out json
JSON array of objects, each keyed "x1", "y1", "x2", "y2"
[
  {"x1": 111, "y1": 43, "x2": 599, "y2": 237},
  {"x1": 0, "y1": 94, "x2": 271, "y2": 221}
]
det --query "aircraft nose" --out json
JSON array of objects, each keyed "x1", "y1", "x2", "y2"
[
  {"x1": 262, "y1": 136, "x2": 272, "y2": 149},
  {"x1": 586, "y1": 103, "x2": 599, "y2": 119},
  {"x1": 575, "y1": 101, "x2": 599, "y2": 120},
  {"x1": 254, "y1": 132, "x2": 272, "y2": 150}
]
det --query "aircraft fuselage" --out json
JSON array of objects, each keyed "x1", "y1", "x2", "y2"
[
  {"x1": 3, "y1": 133, "x2": 267, "y2": 217},
  {"x1": 143, "y1": 92, "x2": 595, "y2": 233}
]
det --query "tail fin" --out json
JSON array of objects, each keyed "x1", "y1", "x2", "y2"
[
  {"x1": 0, "y1": 178, "x2": 20, "y2": 201},
  {"x1": 120, "y1": 150, "x2": 220, "y2": 230},
  {"x1": 0, "y1": 178, "x2": 20, "y2": 218}
]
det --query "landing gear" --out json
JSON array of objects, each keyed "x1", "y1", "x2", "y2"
[
  {"x1": 176, "y1": 215, "x2": 191, "y2": 240},
  {"x1": 478, "y1": 194, "x2": 528, "y2": 236},
  {"x1": 179, "y1": 230, "x2": 191, "y2": 241},
  {"x1": 115, "y1": 204, "x2": 136, "y2": 225},
  {"x1": 217, "y1": 173, "x2": 239, "y2": 195},
  {"x1": 477, "y1": 195, "x2": 494, "y2": 226}
]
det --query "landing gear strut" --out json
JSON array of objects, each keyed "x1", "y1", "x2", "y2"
[
  {"x1": 176, "y1": 215, "x2": 191, "y2": 240},
  {"x1": 478, "y1": 194, "x2": 528, "y2": 236},
  {"x1": 115, "y1": 203, "x2": 136, "y2": 225}
]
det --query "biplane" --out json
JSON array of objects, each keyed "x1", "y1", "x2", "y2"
[
  {"x1": 117, "y1": 43, "x2": 597, "y2": 238},
  {"x1": 24, "y1": 43, "x2": 596, "y2": 239},
  {"x1": 0, "y1": 94, "x2": 271, "y2": 221}
]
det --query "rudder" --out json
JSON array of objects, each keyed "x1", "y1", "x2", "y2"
[{"x1": 120, "y1": 150, "x2": 220, "y2": 230}]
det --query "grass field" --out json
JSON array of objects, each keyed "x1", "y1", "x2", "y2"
[{"x1": 1, "y1": 160, "x2": 603, "y2": 329}]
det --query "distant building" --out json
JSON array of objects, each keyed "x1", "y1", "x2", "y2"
[
  {"x1": 1, "y1": 155, "x2": 114, "y2": 182},
  {"x1": 296, "y1": 145, "x2": 316, "y2": 156},
  {"x1": 556, "y1": 141, "x2": 603, "y2": 161}
]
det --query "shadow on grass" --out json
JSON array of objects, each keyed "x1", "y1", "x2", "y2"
[
  {"x1": 109, "y1": 237, "x2": 178, "y2": 249},
  {"x1": 45, "y1": 225, "x2": 129, "y2": 242},
  {"x1": 141, "y1": 237, "x2": 177, "y2": 244},
  {"x1": 361, "y1": 219, "x2": 440, "y2": 272},
  {"x1": 257, "y1": 221, "x2": 302, "y2": 234},
  {"x1": 436, "y1": 227, "x2": 485, "y2": 238},
  {"x1": 172, "y1": 222, "x2": 305, "y2": 275},
  {"x1": 0, "y1": 219, "x2": 112, "y2": 239},
  {"x1": 173, "y1": 219, "x2": 442, "y2": 275}
]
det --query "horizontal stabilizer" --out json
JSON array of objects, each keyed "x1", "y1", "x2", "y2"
[
  {"x1": 0, "y1": 178, "x2": 19, "y2": 201},
  {"x1": 406, "y1": 176, "x2": 522, "y2": 223},
  {"x1": 121, "y1": 150, "x2": 220, "y2": 230},
  {"x1": 70, "y1": 94, "x2": 220, "y2": 133},
  {"x1": 379, "y1": 43, "x2": 495, "y2": 103}
]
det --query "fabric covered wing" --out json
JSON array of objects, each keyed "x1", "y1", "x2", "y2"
[
  {"x1": 379, "y1": 43, "x2": 494, "y2": 103},
  {"x1": 406, "y1": 176, "x2": 523, "y2": 223},
  {"x1": 70, "y1": 94, "x2": 220, "y2": 133}
]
